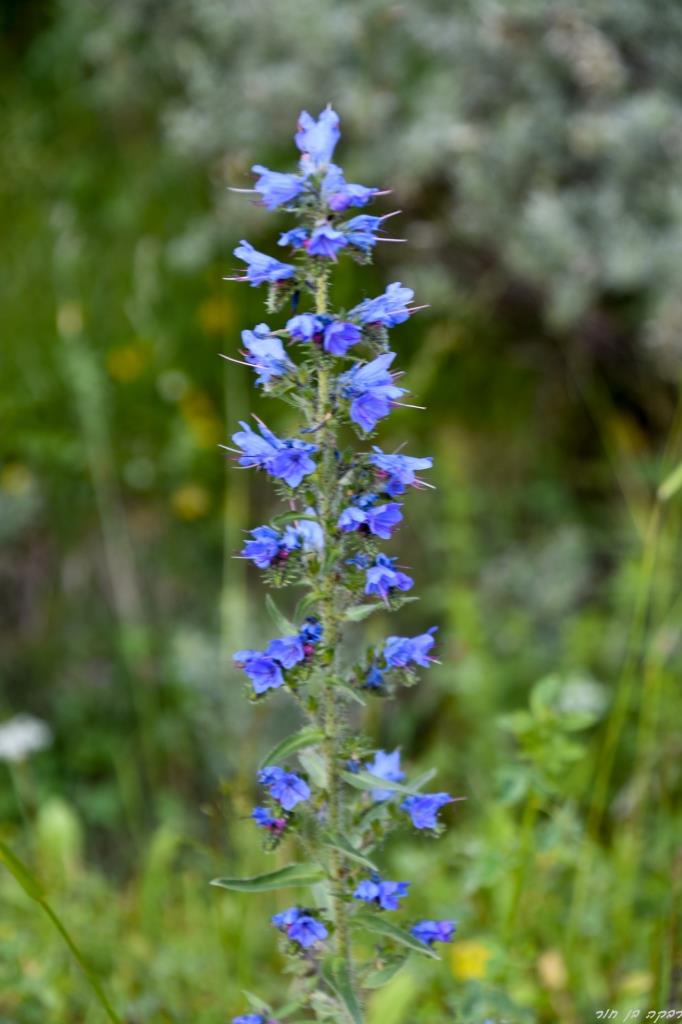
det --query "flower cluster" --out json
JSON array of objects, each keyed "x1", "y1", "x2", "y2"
[
  {"x1": 234, "y1": 617, "x2": 322, "y2": 695},
  {"x1": 221, "y1": 107, "x2": 459, "y2": 1024}
]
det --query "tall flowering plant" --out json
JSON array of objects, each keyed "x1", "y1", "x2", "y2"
[{"x1": 215, "y1": 107, "x2": 458, "y2": 1024}]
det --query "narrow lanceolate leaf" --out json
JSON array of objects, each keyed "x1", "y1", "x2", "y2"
[
  {"x1": 210, "y1": 863, "x2": 325, "y2": 892},
  {"x1": 259, "y1": 726, "x2": 324, "y2": 769},
  {"x1": 0, "y1": 839, "x2": 44, "y2": 900},
  {"x1": 265, "y1": 594, "x2": 297, "y2": 636},
  {"x1": 324, "y1": 832, "x2": 379, "y2": 872},
  {"x1": 298, "y1": 748, "x2": 328, "y2": 788},
  {"x1": 242, "y1": 990, "x2": 272, "y2": 1013},
  {"x1": 0, "y1": 841, "x2": 123, "y2": 1024},
  {"x1": 340, "y1": 769, "x2": 450, "y2": 798},
  {"x1": 322, "y1": 957, "x2": 364, "y2": 1024},
  {"x1": 343, "y1": 602, "x2": 385, "y2": 623},
  {"x1": 336, "y1": 681, "x2": 366, "y2": 706},
  {"x1": 352, "y1": 911, "x2": 440, "y2": 959},
  {"x1": 344, "y1": 597, "x2": 419, "y2": 622},
  {"x1": 658, "y1": 460, "x2": 682, "y2": 501}
]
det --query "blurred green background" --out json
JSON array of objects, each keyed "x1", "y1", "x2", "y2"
[{"x1": 2, "y1": 2, "x2": 682, "y2": 1022}]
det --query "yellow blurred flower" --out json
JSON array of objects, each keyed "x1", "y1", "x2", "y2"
[
  {"x1": 1, "y1": 463, "x2": 34, "y2": 496},
  {"x1": 537, "y1": 949, "x2": 567, "y2": 991},
  {"x1": 618, "y1": 970, "x2": 652, "y2": 996},
  {"x1": 180, "y1": 390, "x2": 222, "y2": 448},
  {"x1": 450, "y1": 939, "x2": 492, "y2": 980},
  {"x1": 106, "y1": 343, "x2": 149, "y2": 382},
  {"x1": 56, "y1": 302, "x2": 83, "y2": 336},
  {"x1": 198, "y1": 295, "x2": 235, "y2": 335},
  {"x1": 171, "y1": 483, "x2": 211, "y2": 520}
]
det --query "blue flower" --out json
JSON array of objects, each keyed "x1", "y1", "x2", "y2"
[
  {"x1": 269, "y1": 441, "x2": 318, "y2": 488},
  {"x1": 286, "y1": 313, "x2": 327, "y2": 343},
  {"x1": 251, "y1": 806, "x2": 286, "y2": 835},
  {"x1": 252, "y1": 164, "x2": 305, "y2": 210},
  {"x1": 365, "y1": 554, "x2": 414, "y2": 601},
  {"x1": 232, "y1": 419, "x2": 283, "y2": 469},
  {"x1": 401, "y1": 793, "x2": 454, "y2": 830},
  {"x1": 278, "y1": 226, "x2": 309, "y2": 249},
  {"x1": 272, "y1": 906, "x2": 328, "y2": 948},
  {"x1": 231, "y1": 420, "x2": 317, "y2": 488},
  {"x1": 239, "y1": 524, "x2": 300, "y2": 569},
  {"x1": 353, "y1": 876, "x2": 409, "y2": 911},
  {"x1": 351, "y1": 282, "x2": 415, "y2": 327},
  {"x1": 383, "y1": 628, "x2": 437, "y2": 668},
  {"x1": 295, "y1": 106, "x2": 340, "y2": 170},
  {"x1": 410, "y1": 920, "x2": 456, "y2": 946},
  {"x1": 233, "y1": 651, "x2": 285, "y2": 695},
  {"x1": 366, "y1": 748, "x2": 405, "y2": 802},
  {"x1": 369, "y1": 447, "x2": 433, "y2": 496},
  {"x1": 340, "y1": 353, "x2": 406, "y2": 433},
  {"x1": 272, "y1": 906, "x2": 300, "y2": 929},
  {"x1": 232, "y1": 240, "x2": 296, "y2": 286},
  {"x1": 342, "y1": 214, "x2": 388, "y2": 251},
  {"x1": 364, "y1": 663, "x2": 385, "y2": 690},
  {"x1": 338, "y1": 499, "x2": 402, "y2": 540},
  {"x1": 322, "y1": 164, "x2": 378, "y2": 212},
  {"x1": 241, "y1": 324, "x2": 294, "y2": 386},
  {"x1": 289, "y1": 914, "x2": 328, "y2": 948},
  {"x1": 232, "y1": 1015, "x2": 267, "y2": 1024},
  {"x1": 323, "y1": 321, "x2": 362, "y2": 355},
  {"x1": 299, "y1": 616, "x2": 323, "y2": 646},
  {"x1": 266, "y1": 635, "x2": 305, "y2": 669},
  {"x1": 307, "y1": 224, "x2": 347, "y2": 260},
  {"x1": 258, "y1": 766, "x2": 311, "y2": 811},
  {"x1": 294, "y1": 509, "x2": 325, "y2": 551}
]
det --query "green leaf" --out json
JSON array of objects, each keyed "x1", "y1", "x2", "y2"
[
  {"x1": 344, "y1": 597, "x2": 419, "y2": 622},
  {"x1": 265, "y1": 594, "x2": 297, "y2": 636},
  {"x1": 211, "y1": 863, "x2": 325, "y2": 892},
  {"x1": 271, "y1": 510, "x2": 319, "y2": 527},
  {"x1": 324, "y1": 832, "x2": 378, "y2": 872},
  {"x1": 340, "y1": 769, "x2": 454, "y2": 798},
  {"x1": 259, "y1": 727, "x2": 324, "y2": 769},
  {"x1": 0, "y1": 841, "x2": 123, "y2": 1024},
  {"x1": 322, "y1": 956, "x2": 364, "y2": 1024},
  {"x1": 0, "y1": 839, "x2": 44, "y2": 900},
  {"x1": 298, "y1": 748, "x2": 328, "y2": 788},
  {"x1": 344, "y1": 603, "x2": 383, "y2": 622},
  {"x1": 352, "y1": 911, "x2": 440, "y2": 959},
  {"x1": 659, "y1": 460, "x2": 682, "y2": 501},
  {"x1": 336, "y1": 681, "x2": 366, "y2": 706},
  {"x1": 242, "y1": 990, "x2": 271, "y2": 1013},
  {"x1": 294, "y1": 592, "x2": 320, "y2": 623}
]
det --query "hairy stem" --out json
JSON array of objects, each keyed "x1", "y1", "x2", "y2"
[{"x1": 313, "y1": 268, "x2": 352, "y2": 971}]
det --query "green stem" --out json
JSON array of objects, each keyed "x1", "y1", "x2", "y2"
[{"x1": 313, "y1": 269, "x2": 352, "y2": 973}]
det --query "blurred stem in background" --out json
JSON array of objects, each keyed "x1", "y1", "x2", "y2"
[{"x1": 51, "y1": 203, "x2": 158, "y2": 836}]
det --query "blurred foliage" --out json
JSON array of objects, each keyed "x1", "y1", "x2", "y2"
[{"x1": 1, "y1": 1, "x2": 682, "y2": 1022}]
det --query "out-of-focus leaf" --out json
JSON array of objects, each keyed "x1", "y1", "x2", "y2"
[
  {"x1": 352, "y1": 911, "x2": 439, "y2": 959},
  {"x1": 259, "y1": 727, "x2": 324, "y2": 769},
  {"x1": 210, "y1": 863, "x2": 325, "y2": 892},
  {"x1": 322, "y1": 956, "x2": 364, "y2": 1024}
]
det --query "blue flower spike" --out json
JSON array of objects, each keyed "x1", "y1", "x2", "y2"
[{"x1": 224, "y1": 105, "x2": 456, "y2": 1020}]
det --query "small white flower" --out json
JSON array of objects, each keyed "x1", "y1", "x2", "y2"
[{"x1": 0, "y1": 714, "x2": 53, "y2": 763}]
